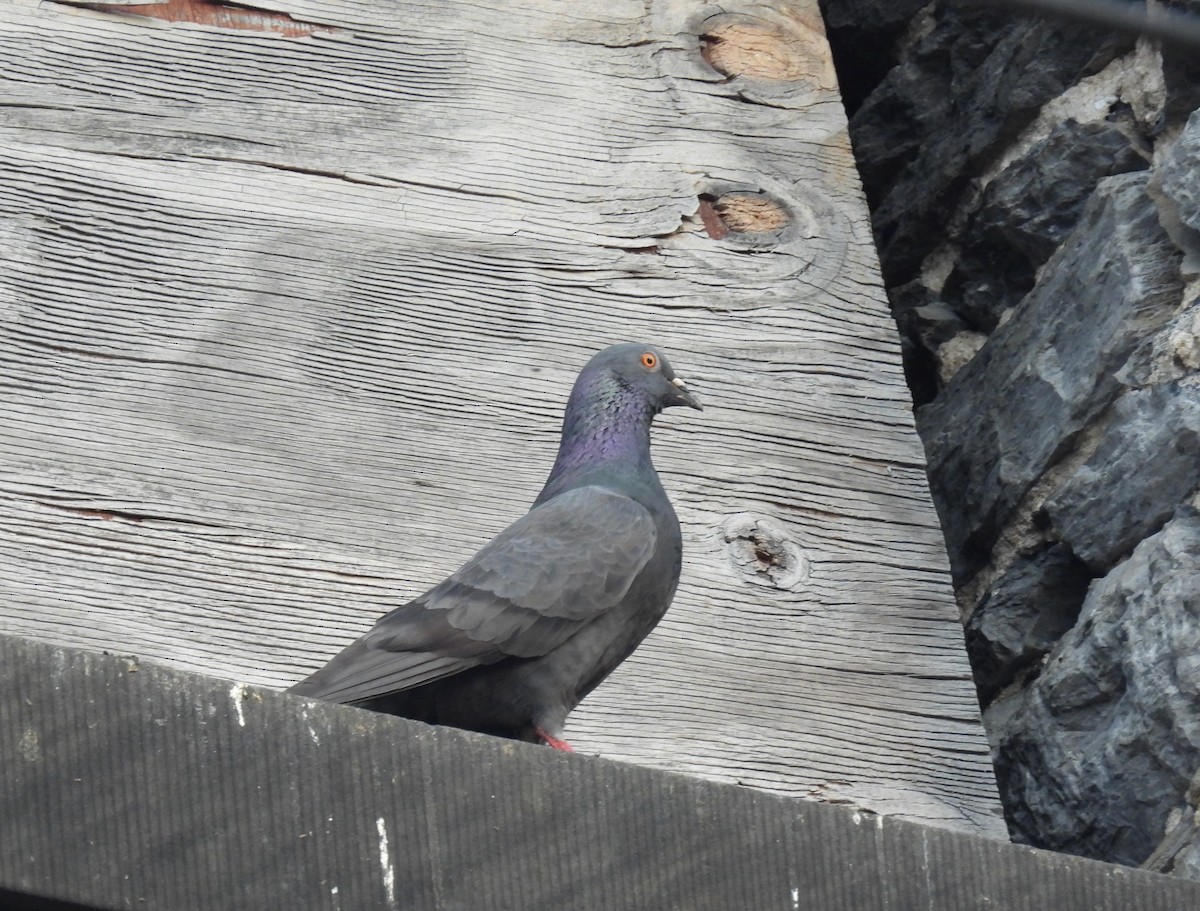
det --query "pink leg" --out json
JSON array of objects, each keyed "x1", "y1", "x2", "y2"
[{"x1": 534, "y1": 726, "x2": 575, "y2": 752}]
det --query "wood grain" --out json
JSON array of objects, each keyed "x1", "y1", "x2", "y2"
[{"x1": 0, "y1": 0, "x2": 1005, "y2": 836}]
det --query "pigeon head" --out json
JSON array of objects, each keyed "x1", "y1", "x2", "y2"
[{"x1": 578, "y1": 342, "x2": 702, "y2": 416}]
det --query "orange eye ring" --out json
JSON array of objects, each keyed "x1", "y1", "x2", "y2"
[{"x1": 641, "y1": 352, "x2": 658, "y2": 369}]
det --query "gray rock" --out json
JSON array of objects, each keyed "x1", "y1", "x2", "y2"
[
  {"x1": 939, "y1": 245, "x2": 1034, "y2": 335},
  {"x1": 965, "y1": 544, "x2": 1091, "y2": 705},
  {"x1": 990, "y1": 513, "x2": 1200, "y2": 866},
  {"x1": 943, "y1": 120, "x2": 1148, "y2": 332},
  {"x1": 971, "y1": 119, "x2": 1150, "y2": 264},
  {"x1": 888, "y1": 278, "x2": 969, "y2": 406},
  {"x1": 918, "y1": 173, "x2": 1182, "y2": 582},
  {"x1": 1161, "y1": 816, "x2": 1200, "y2": 881},
  {"x1": 848, "y1": 18, "x2": 958, "y2": 210},
  {"x1": 1046, "y1": 380, "x2": 1200, "y2": 573},
  {"x1": 1161, "y1": 1, "x2": 1200, "y2": 128},
  {"x1": 851, "y1": 7, "x2": 1132, "y2": 283},
  {"x1": 1162, "y1": 108, "x2": 1200, "y2": 235},
  {"x1": 1116, "y1": 296, "x2": 1200, "y2": 387},
  {"x1": 1142, "y1": 769, "x2": 1200, "y2": 882},
  {"x1": 890, "y1": 279, "x2": 966, "y2": 352}
]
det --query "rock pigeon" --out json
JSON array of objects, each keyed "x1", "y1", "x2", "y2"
[{"x1": 289, "y1": 343, "x2": 701, "y2": 750}]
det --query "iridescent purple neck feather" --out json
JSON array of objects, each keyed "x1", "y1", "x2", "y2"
[{"x1": 535, "y1": 370, "x2": 658, "y2": 504}]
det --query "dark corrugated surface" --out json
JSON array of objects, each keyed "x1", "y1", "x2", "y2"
[{"x1": 1, "y1": 633, "x2": 1196, "y2": 911}]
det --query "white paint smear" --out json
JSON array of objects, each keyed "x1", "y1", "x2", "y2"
[
  {"x1": 229, "y1": 684, "x2": 246, "y2": 727},
  {"x1": 376, "y1": 816, "x2": 396, "y2": 908}
]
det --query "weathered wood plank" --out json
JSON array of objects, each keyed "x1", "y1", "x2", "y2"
[
  {"x1": 0, "y1": 0, "x2": 1004, "y2": 834},
  {"x1": 4, "y1": 635, "x2": 1198, "y2": 911}
]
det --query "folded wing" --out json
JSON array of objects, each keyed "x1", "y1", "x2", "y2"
[{"x1": 289, "y1": 486, "x2": 657, "y2": 704}]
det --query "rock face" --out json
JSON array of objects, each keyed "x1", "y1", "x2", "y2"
[
  {"x1": 821, "y1": 0, "x2": 1200, "y2": 879},
  {"x1": 989, "y1": 515, "x2": 1200, "y2": 866},
  {"x1": 965, "y1": 543, "x2": 1090, "y2": 705},
  {"x1": 849, "y1": 5, "x2": 1131, "y2": 284},
  {"x1": 943, "y1": 119, "x2": 1149, "y2": 332},
  {"x1": 1046, "y1": 380, "x2": 1200, "y2": 571},
  {"x1": 919, "y1": 172, "x2": 1182, "y2": 582}
]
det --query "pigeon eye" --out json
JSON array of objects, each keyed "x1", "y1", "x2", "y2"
[{"x1": 641, "y1": 352, "x2": 658, "y2": 370}]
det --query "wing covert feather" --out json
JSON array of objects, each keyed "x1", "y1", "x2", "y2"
[{"x1": 290, "y1": 486, "x2": 657, "y2": 703}]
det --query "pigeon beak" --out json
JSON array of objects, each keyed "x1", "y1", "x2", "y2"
[{"x1": 670, "y1": 376, "x2": 703, "y2": 411}]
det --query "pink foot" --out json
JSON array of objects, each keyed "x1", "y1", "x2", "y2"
[{"x1": 534, "y1": 726, "x2": 575, "y2": 752}]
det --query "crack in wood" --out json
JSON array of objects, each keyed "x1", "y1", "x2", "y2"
[
  {"x1": 37, "y1": 501, "x2": 227, "y2": 529},
  {"x1": 50, "y1": 0, "x2": 334, "y2": 37},
  {"x1": 188, "y1": 154, "x2": 386, "y2": 186}
]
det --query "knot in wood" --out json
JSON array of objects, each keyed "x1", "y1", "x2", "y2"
[
  {"x1": 722, "y1": 513, "x2": 809, "y2": 591},
  {"x1": 699, "y1": 16, "x2": 827, "y2": 82},
  {"x1": 697, "y1": 191, "x2": 791, "y2": 241}
]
